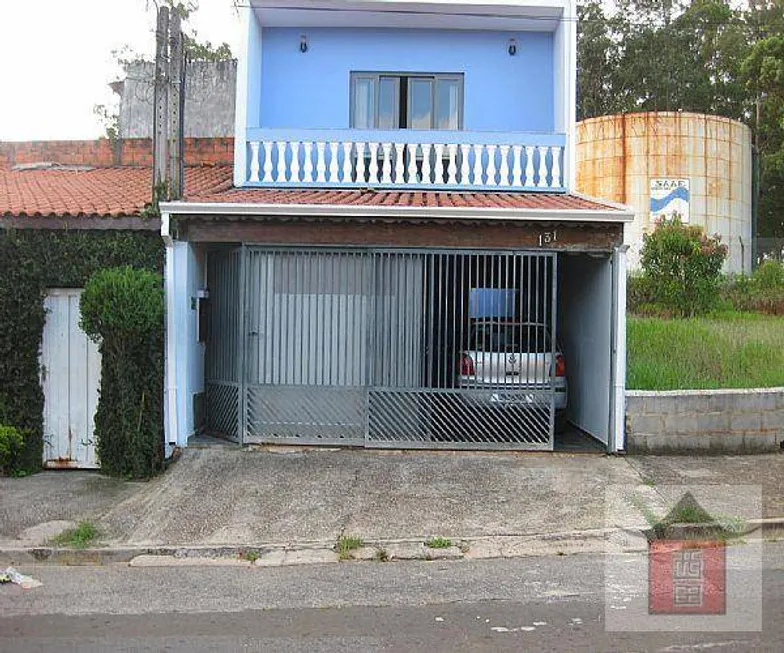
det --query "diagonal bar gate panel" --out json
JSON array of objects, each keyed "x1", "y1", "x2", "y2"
[{"x1": 207, "y1": 247, "x2": 557, "y2": 450}]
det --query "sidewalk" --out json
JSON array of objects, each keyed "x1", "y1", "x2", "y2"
[{"x1": 1, "y1": 446, "x2": 782, "y2": 565}]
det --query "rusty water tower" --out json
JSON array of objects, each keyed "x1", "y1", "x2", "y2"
[{"x1": 576, "y1": 112, "x2": 753, "y2": 273}]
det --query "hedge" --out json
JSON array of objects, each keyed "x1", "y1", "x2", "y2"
[
  {"x1": 80, "y1": 267, "x2": 165, "y2": 478},
  {"x1": 0, "y1": 229, "x2": 163, "y2": 474}
]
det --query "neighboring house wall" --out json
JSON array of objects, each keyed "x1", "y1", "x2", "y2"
[
  {"x1": 0, "y1": 138, "x2": 234, "y2": 170},
  {"x1": 117, "y1": 61, "x2": 237, "y2": 139},
  {"x1": 626, "y1": 389, "x2": 784, "y2": 454},
  {"x1": 258, "y1": 27, "x2": 555, "y2": 132}
]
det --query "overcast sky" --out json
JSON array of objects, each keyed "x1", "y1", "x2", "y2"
[{"x1": 0, "y1": 1, "x2": 241, "y2": 141}]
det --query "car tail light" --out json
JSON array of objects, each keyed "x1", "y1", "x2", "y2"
[
  {"x1": 555, "y1": 353, "x2": 566, "y2": 377},
  {"x1": 460, "y1": 354, "x2": 475, "y2": 376}
]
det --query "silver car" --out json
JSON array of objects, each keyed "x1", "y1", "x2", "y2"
[{"x1": 457, "y1": 320, "x2": 567, "y2": 430}]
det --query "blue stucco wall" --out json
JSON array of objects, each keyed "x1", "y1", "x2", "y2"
[{"x1": 257, "y1": 27, "x2": 554, "y2": 133}]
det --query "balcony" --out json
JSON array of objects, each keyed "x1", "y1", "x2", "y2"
[{"x1": 243, "y1": 129, "x2": 567, "y2": 192}]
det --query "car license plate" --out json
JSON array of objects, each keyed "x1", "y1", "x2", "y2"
[{"x1": 490, "y1": 392, "x2": 534, "y2": 404}]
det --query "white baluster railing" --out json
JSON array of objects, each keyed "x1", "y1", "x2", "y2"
[
  {"x1": 315, "y1": 142, "x2": 327, "y2": 183},
  {"x1": 246, "y1": 135, "x2": 565, "y2": 192},
  {"x1": 262, "y1": 142, "x2": 274, "y2": 183},
  {"x1": 328, "y1": 142, "x2": 339, "y2": 183},
  {"x1": 355, "y1": 142, "x2": 366, "y2": 183},
  {"x1": 524, "y1": 146, "x2": 535, "y2": 187},
  {"x1": 341, "y1": 142, "x2": 353, "y2": 183},
  {"x1": 459, "y1": 144, "x2": 471, "y2": 187},
  {"x1": 303, "y1": 142, "x2": 314, "y2": 183},
  {"x1": 406, "y1": 143, "x2": 419, "y2": 184},
  {"x1": 446, "y1": 144, "x2": 458, "y2": 186},
  {"x1": 511, "y1": 145, "x2": 523, "y2": 188},
  {"x1": 275, "y1": 141, "x2": 287, "y2": 182},
  {"x1": 368, "y1": 143, "x2": 379, "y2": 183},
  {"x1": 485, "y1": 145, "x2": 497, "y2": 187},
  {"x1": 536, "y1": 145, "x2": 549, "y2": 189},
  {"x1": 550, "y1": 145, "x2": 562, "y2": 189},
  {"x1": 498, "y1": 145, "x2": 510, "y2": 188},
  {"x1": 249, "y1": 141, "x2": 260, "y2": 183},
  {"x1": 290, "y1": 142, "x2": 300, "y2": 182},
  {"x1": 394, "y1": 143, "x2": 405, "y2": 184},
  {"x1": 472, "y1": 144, "x2": 483, "y2": 186},
  {"x1": 421, "y1": 143, "x2": 432, "y2": 184}
]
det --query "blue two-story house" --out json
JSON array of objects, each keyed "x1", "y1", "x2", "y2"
[{"x1": 161, "y1": 0, "x2": 633, "y2": 456}]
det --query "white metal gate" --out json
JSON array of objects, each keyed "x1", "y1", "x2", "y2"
[
  {"x1": 40, "y1": 289, "x2": 101, "y2": 468},
  {"x1": 205, "y1": 247, "x2": 557, "y2": 450}
]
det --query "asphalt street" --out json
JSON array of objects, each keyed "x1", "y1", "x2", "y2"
[{"x1": 2, "y1": 543, "x2": 784, "y2": 652}]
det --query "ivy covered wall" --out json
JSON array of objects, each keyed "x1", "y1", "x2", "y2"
[{"x1": 0, "y1": 228, "x2": 163, "y2": 473}]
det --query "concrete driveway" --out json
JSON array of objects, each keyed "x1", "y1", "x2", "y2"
[
  {"x1": 97, "y1": 447, "x2": 642, "y2": 547},
  {"x1": 2, "y1": 447, "x2": 781, "y2": 549}
]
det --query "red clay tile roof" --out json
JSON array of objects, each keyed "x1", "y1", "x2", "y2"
[
  {"x1": 187, "y1": 186, "x2": 620, "y2": 211},
  {"x1": 1, "y1": 163, "x2": 621, "y2": 218},
  {"x1": 0, "y1": 165, "x2": 233, "y2": 218}
]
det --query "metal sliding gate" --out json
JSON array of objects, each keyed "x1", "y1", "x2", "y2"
[{"x1": 205, "y1": 247, "x2": 557, "y2": 450}]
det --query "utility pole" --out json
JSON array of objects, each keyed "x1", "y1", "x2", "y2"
[
  {"x1": 153, "y1": 5, "x2": 170, "y2": 203},
  {"x1": 152, "y1": 4, "x2": 186, "y2": 206},
  {"x1": 169, "y1": 10, "x2": 185, "y2": 200}
]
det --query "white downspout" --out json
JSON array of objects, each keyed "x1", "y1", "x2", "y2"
[{"x1": 162, "y1": 211, "x2": 179, "y2": 455}]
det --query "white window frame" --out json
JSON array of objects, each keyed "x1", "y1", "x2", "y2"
[{"x1": 349, "y1": 72, "x2": 464, "y2": 130}]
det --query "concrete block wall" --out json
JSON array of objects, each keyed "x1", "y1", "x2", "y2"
[
  {"x1": 117, "y1": 61, "x2": 236, "y2": 139},
  {"x1": 626, "y1": 389, "x2": 784, "y2": 454}
]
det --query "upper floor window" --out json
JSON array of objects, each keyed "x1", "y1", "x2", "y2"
[{"x1": 350, "y1": 73, "x2": 463, "y2": 131}]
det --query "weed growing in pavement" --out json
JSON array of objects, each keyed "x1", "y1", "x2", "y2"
[
  {"x1": 49, "y1": 522, "x2": 100, "y2": 549},
  {"x1": 239, "y1": 549, "x2": 260, "y2": 562},
  {"x1": 424, "y1": 536, "x2": 453, "y2": 549},
  {"x1": 336, "y1": 535, "x2": 364, "y2": 560}
]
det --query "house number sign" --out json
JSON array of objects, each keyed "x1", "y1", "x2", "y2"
[{"x1": 538, "y1": 230, "x2": 557, "y2": 247}]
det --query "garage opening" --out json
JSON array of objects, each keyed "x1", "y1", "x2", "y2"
[
  {"x1": 558, "y1": 252, "x2": 617, "y2": 450},
  {"x1": 204, "y1": 247, "x2": 560, "y2": 450}
]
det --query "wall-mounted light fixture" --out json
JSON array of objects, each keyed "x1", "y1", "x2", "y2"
[
  {"x1": 508, "y1": 38, "x2": 517, "y2": 56},
  {"x1": 300, "y1": 34, "x2": 308, "y2": 53}
]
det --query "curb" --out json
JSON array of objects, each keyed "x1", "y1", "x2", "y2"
[{"x1": 1, "y1": 519, "x2": 782, "y2": 568}]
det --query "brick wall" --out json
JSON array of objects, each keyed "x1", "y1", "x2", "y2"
[
  {"x1": 0, "y1": 137, "x2": 234, "y2": 169},
  {"x1": 626, "y1": 389, "x2": 784, "y2": 454}
]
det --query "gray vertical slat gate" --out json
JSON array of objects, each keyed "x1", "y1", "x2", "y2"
[
  {"x1": 205, "y1": 247, "x2": 557, "y2": 450},
  {"x1": 204, "y1": 248, "x2": 242, "y2": 441}
]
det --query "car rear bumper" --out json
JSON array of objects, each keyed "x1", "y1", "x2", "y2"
[{"x1": 457, "y1": 379, "x2": 568, "y2": 410}]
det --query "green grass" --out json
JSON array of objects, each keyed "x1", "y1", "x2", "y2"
[
  {"x1": 239, "y1": 549, "x2": 261, "y2": 562},
  {"x1": 424, "y1": 536, "x2": 453, "y2": 549},
  {"x1": 336, "y1": 534, "x2": 364, "y2": 560},
  {"x1": 627, "y1": 313, "x2": 784, "y2": 390},
  {"x1": 49, "y1": 521, "x2": 100, "y2": 549}
]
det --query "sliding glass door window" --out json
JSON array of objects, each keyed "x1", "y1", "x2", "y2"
[{"x1": 350, "y1": 73, "x2": 463, "y2": 130}]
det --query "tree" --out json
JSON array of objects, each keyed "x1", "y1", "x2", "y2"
[
  {"x1": 743, "y1": 33, "x2": 784, "y2": 236},
  {"x1": 577, "y1": 1, "x2": 622, "y2": 120}
]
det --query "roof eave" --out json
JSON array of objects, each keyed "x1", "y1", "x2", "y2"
[{"x1": 159, "y1": 201, "x2": 635, "y2": 223}]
